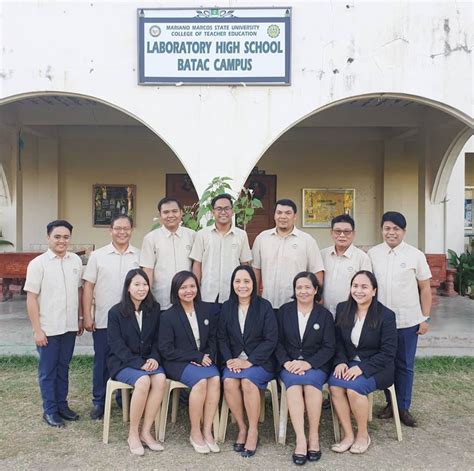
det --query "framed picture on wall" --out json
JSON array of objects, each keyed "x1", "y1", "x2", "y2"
[
  {"x1": 302, "y1": 188, "x2": 355, "y2": 228},
  {"x1": 92, "y1": 184, "x2": 136, "y2": 227}
]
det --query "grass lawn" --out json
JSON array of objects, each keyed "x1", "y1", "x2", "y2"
[{"x1": 0, "y1": 356, "x2": 473, "y2": 470}]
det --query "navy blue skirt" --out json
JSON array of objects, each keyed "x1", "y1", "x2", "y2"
[
  {"x1": 280, "y1": 368, "x2": 328, "y2": 391},
  {"x1": 180, "y1": 363, "x2": 220, "y2": 388},
  {"x1": 222, "y1": 365, "x2": 274, "y2": 390},
  {"x1": 115, "y1": 366, "x2": 166, "y2": 386},
  {"x1": 328, "y1": 361, "x2": 377, "y2": 395}
]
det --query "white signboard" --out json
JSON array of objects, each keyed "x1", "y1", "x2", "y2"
[{"x1": 138, "y1": 7, "x2": 291, "y2": 84}]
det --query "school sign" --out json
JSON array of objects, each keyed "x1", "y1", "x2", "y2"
[{"x1": 138, "y1": 7, "x2": 291, "y2": 84}]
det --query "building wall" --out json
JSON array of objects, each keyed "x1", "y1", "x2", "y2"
[{"x1": 466, "y1": 153, "x2": 474, "y2": 186}]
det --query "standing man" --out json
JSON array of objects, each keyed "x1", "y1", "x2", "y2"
[
  {"x1": 82, "y1": 215, "x2": 140, "y2": 419},
  {"x1": 190, "y1": 193, "x2": 252, "y2": 303},
  {"x1": 368, "y1": 211, "x2": 432, "y2": 427},
  {"x1": 25, "y1": 220, "x2": 83, "y2": 428},
  {"x1": 252, "y1": 199, "x2": 325, "y2": 310},
  {"x1": 140, "y1": 197, "x2": 195, "y2": 310},
  {"x1": 321, "y1": 214, "x2": 372, "y2": 316}
]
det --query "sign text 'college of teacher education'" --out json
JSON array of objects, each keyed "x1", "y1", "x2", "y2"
[{"x1": 138, "y1": 7, "x2": 291, "y2": 85}]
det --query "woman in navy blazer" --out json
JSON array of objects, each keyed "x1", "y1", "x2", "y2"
[
  {"x1": 329, "y1": 270, "x2": 397, "y2": 455},
  {"x1": 276, "y1": 272, "x2": 335, "y2": 465},
  {"x1": 107, "y1": 268, "x2": 166, "y2": 455},
  {"x1": 218, "y1": 265, "x2": 278, "y2": 457},
  {"x1": 158, "y1": 271, "x2": 221, "y2": 454}
]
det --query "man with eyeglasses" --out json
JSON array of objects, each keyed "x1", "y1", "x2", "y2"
[
  {"x1": 191, "y1": 193, "x2": 252, "y2": 303},
  {"x1": 25, "y1": 220, "x2": 83, "y2": 427},
  {"x1": 141, "y1": 197, "x2": 195, "y2": 310},
  {"x1": 368, "y1": 211, "x2": 432, "y2": 428},
  {"x1": 82, "y1": 215, "x2": 140, "y2": 419},
  {"x1": 321, "y1": 214, "x2": 372, "y2": 317}
]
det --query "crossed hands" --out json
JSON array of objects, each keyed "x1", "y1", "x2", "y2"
[
  {"x1": 284, "y1": 360, "x2": 312, "y2": 376},
  {"x1": 141, "y1": 358, "x2": 159, "y2": 371},
  {"x1": 191, "y1": 354, "x2": 213, "y2": 367},
  {"x1": 226, "y1": 358, "x2": 253, "y2": 373},
  {"x1": 333, "y1": 363, "x2": 363, "y2": 380}
]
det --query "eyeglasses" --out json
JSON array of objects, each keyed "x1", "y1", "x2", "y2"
[
  {"x1": 332, "y1": 229, "x2": 353, "y2": 236},
  {"x1": 214, "y1": 206, "x2": 232, "y2": 213},
  {"x1": 112, "y1": 226, "x2": 132, "y2": 232}
]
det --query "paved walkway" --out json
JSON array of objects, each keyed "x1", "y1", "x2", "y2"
[{"x1": 0, "y1": 295, "x2": 472, "y2": 356}]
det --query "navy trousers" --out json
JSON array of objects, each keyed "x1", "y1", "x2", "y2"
[
  {"x1": 37, "y1": 331, "x2": 76, "y2": 414},
  {"x1": 92, "y1": 328, "x2": 109, "y2": 408},
  {"x1": 385, "y1": 324, "x2": 419, "y2": 410}
]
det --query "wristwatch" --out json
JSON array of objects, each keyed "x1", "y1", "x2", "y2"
[{"x1": 422, "y1": 316, "x2": 431, "y2": 323}]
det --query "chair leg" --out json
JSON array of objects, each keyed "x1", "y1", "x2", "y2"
[
  {"x1": 158, "y1": 381, "x2": 171, "y2": 442},
  {"x1": 122, "y1": 389, "x2": 130, "y2": 423},
  {"x1": 171, "y1": 388, "x2": 180, "y2": 423},
  {"x1": 259, "y1": 390, "x2": 265, "y2": 423},
  {"x1": 218, "y1": 398, "x2": 230, "y2": 443},
  {"x1": 269, "y1": 381, "x2": 280, "y2": 443},
  {"x1": 368, "y1": 392, "x2": 374, "y2": 422},
  {"x1": 329, "y1": 392, "x2": 341, "y2": 443},
  {"x1": 389, "y1": 385, "x2": 403, "y2": 441},
  {"x1": 102, "y1": 382, "x2": 115, "y2": 444},
  {"x1": 278, "y1": 381, "x2": 288, "y2": 445}
]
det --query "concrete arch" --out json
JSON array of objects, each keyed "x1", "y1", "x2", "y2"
[{"x1": 0, "y1": 90, "x2": 197, "y2": 187}]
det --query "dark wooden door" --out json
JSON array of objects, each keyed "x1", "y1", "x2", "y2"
[{"x1": 165, "y1": 173, "x2": 276, "y2": 246}]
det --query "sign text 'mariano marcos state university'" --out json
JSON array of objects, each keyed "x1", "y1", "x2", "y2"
[{"x1": 138, "y1": 7, "x2": 291, "y2": 85}]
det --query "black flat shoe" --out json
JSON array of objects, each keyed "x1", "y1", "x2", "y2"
[
  {"x1": 43, "y1": 412, "x2": 65, "y2": 428},
  {"x1": 58, "y1": 407, "x2": 79, "y2": 421},
  {"x1": 233, "y1": 442, "x2": 245, "y2": 452},
  {"x1": 90, "y1": 405, "x2": 104, "y2": 420},
  {"x1": 241, "y1": 448, "x2": 257, "y2": 458},
  {"x1": 292, "y1": 453, "x2": 307, "y2": 466},
  {"x1": 307, "y1": 450, "x2": 322, "y2": 462}
]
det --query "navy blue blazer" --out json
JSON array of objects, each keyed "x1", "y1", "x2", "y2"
[
  {"x1": 276, "y1": 301, "x2": 335, "y2": 373},
  {"x1": 107, "y1": 301, "x2": 161, "y2": 379},
  {"x1": 218, "y1": 297, "x2": 278, "y2": 373},
  {"x1": 158, "y1": 301, "x2": 219, "y2": 381},
  {"x1": 333, "y1": 301, "x2": 397, "y2": 390}
]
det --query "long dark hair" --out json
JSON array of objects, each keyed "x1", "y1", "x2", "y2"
[
  {"x1": 170, "y1": 270, "x2": 202, "y2": 306},
  {"x1": 229, "y1": 265, "x2": 258, "y2": 306},
  {"x1": 337, "y1": 270, "x2": 381, "y2": 329},
  {"x1": 292, "y1": 271, "x2": 322, "y2": 303},
  {"x1": 119, "y1": 268, "x2": 155, "y2": 317}
]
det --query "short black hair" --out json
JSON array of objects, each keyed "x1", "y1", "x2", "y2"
[
  {"x1": 275, "y1": 199, "x2": 297, "y2": 214},
  {"x1": 292, "y1": 271, "x2": 322, "y2": 302},
  {"x1": 381, "y1": 211, "x2": 407, "y2": 230},
  {"x1": 110, "y1": 215, "x2": 134, "y2": 228},
  {"x1": 170, "y1": 270, "x2": 202, "y2": 306},
  {"x1": 211, "y1": 193, "x2": 233, "y2": 209},
  {"x1": 158, "y1": 197, "x2": 183, "y2": 212},
  {"x1": 331, "y1": 214, "x2": 355, "y2": 230},
  {"x1": 46, "y1": 220, "x2": 73, "y2": 235}
]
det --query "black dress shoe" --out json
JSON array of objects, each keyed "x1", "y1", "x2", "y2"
[
  {"x1": 307, "y1": 450, "x2": 322, "y2": 462},
  {"x1": 58, "y1": 407, "x2": 79, "y2": 421},
  {"x1": 43, "y1": 412, "x2": 65, "y2": 428},
  {"x1": 292, "y1": 453, "x2": 307, "y2": 466},
  {"x1": 399, "y1": 409, "x2": 417, "y2": 427},
  {"x1": 90, "y1": 405, "x2": 104, "y2": 420},
  {"x1": 233, "y1": 442, "x2": 245, "y2": 452},
  {"x1": 377, "y1": 404, "x2": 393, "y2": 419}
]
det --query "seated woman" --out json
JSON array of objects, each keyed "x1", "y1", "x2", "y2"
[
  {"x1": 218, "y1": 265, "x2": 278, "y2": 458},
  {"x1": 158, "y1": 270, "x2": 221, "y2": 454},
  {"x1": 329, "y1": 270, "x2": 397, "y2": 454},
  {"x1": 276, "y1": 272, "x2": 335, "y2": 466},
  {"x1": 107, "y1": 268, "x2": 167, "y2": 456}
]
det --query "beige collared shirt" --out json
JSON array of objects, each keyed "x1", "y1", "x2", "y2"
[
  {"x1": 140, "y1": 225, "x2": 195, "y2": 309},
  {"x1": 186, "y1": 311, "x2": 200, "y2": 349},
  {"x1": 321, "y1": 244, "x2": 372, "y2": 316},
  {"x1": 190, "y1": 224, "x2": 252, "y2": 303},
  {"x1": 368, "y1": 241, "x2": 432, "y2": 329},
  {"x1": 82, "y1": 242, "x2": 140, "y2": 329},
  {"x1": 252, "y1": 226, "x2": 325, "y2": 309},
  {"x1": 297, "y1": 310, "x2": 310, "y2": 341},
  {"x1": 24, "y1": 249, "x2": 83, "y2": 336},
  {"x1": 135, "y1": 310, "x2": 143, "y2": 331}
]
